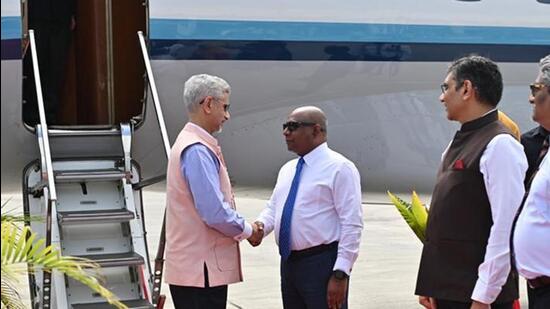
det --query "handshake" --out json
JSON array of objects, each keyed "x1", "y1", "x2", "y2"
[{"x1": 247, "y1": 221, "x2": 264, "y2": 247}]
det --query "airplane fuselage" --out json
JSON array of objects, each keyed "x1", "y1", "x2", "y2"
[{"x1": 2, "y1": 0, "x2": 550, "y2": 193}]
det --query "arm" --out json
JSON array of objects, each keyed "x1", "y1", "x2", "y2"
[
  {"x1": 181, "y1": 144, "x2": 252, "y2": 241},
  {"x1": 256, "y1": 165, "x2": 287, "y2": 237},
  {"x1": 327, "y1": 162, "x2": 364, "y2": 309},
  {"x1": 332, "y1": 162, "x2": 364, "y2": 275},
  {"x1": 471, "y1": 134, "x2": 527, "y2": 304}
]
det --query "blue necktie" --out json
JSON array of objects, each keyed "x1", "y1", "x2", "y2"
[{"x1": 279, "y1": 157, "x2": 305, "y2": 261}]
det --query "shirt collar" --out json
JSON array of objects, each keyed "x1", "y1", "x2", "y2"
[
  {"x1": 536, "y1": 125, "x2": 549, "y2": 138},
  {"x1": 460, "y1": 109, "x2": 498, "y2": 132},
  {"x1": 185, "y1": 122, "x2": 218, "y2": 146},
  {"x1": 302, "y1": 142, "x2": 328, "y2": 166}
]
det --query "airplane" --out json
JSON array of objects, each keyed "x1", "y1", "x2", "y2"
[
  {"x1": 1, "y1": 0, "x2": 549, "y2": 307},
  {"x1": 2, "y1": 0, "x2": 550, "y2": 194}
]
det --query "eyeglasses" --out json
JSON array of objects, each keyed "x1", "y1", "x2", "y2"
[
  {"x1": 199, "y1": 96, "x2": 230, "y2": 112},
  {"x1": 282, "y1": 121, "x2": 316, "y2": 132},
  {"x1": 440, "y1": 83, "x2": 449, "y2": 94},
  {"x1": 440, "y1": 81, "x2": 466, "y2": 94},
  {"x1": 221, "y1": 103, "x2": 231, "y2": 112},
  {"x1": 530, "y1": 83, "x2": 547, "y2": 97}
]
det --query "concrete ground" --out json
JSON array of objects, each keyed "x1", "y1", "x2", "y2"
[
  {"x1": 142, "y1": 187, "x2": 530, "y2": 309},
  {"x1": 3, "y1": 188, "x2": 529, "y2": 308}
]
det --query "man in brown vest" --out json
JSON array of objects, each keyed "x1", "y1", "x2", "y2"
[{"x1": 415, "y1": 56, "x2": 528, "y2": 309}]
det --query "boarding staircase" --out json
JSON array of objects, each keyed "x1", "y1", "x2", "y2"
[{"x1": 22, "y1": 30, "x2": 170, "y2": 308}]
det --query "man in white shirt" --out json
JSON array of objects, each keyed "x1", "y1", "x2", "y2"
[
  {"x1": 253, "y1": 106, "x2": 363, "y2": 309},
  {"x1": 415, "y1": 55, "x2": 528, "y2": 309},
  {"x1": 513, "y1": 54, "x2": 550, "y2": 309}
]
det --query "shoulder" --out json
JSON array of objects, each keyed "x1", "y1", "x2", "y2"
[
  {"x1": 487, "y1": 133, "x2": 522, "y2": 150},
  {"x1": 326, "y1": 148, "x2": 359, "y2": 173},
  {"x1": 521, "y1": 126, "x2": 539, "y2": 141},
  {"x1": 181, "y1": 143, "x2": 217, "y2": 163},
  {"x1": 485, "y1": 134, "x2": 525, "y2": 160},
  {"x1": 497, "y1": 111, "x2": 520, "y2": 138}
]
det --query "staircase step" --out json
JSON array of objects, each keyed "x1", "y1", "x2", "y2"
[
  {"x1": 77, "y1": 252, "x2": 144, "y2": 268},
  {"x1": 57, "y1": 209, "x2": 135, "y2": 225},
  {"x1": 55, "y1": 169, "x2": 126, "y2": 183},
  {"x1": 48, "y1": 125, "x2": 120, "y2": 137},
  {"x1": 73, "y1": 299, "x2": 154, "y2": 309}
]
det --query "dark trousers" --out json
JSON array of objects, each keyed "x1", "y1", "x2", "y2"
[
  {"x1": 527, "y1": 284, "x2": 550, "y2": 309},
  {"x1": 280, "y1": 243, "x2": 347, "y2": 309},
  {"x1": 436, "y1": 299, "x2": 513, "y2": 309},
  {"x1": 169, "y1": 264, "x2": 228, "y2": 309}
]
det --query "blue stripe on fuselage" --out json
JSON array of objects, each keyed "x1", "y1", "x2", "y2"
[
  {"x1": 149, "y1": 19, "x2": 550, "y2": 45},
  {"x1": 3, "y1": 17, "x2": 550, "y2": 61},
  {"x1": 1, "y1": 17, "x2": 21, "y2": 40}
]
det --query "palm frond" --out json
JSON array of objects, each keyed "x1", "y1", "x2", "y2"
[
  {"x1": 387, "y1": 191, "x2": 426, "y2": 243},
  {"x1": 1, "y1": 203, "x2": 41, "y2": 224},
  {"x1": 1, "y1": 218, "x2": 128, "y2": 309},
  {"x1": 410, "y1": 191, "x2": 428, "y2": 240},
  {"x1": 1, "y1": 272, "x2": 27, "y2": 309}
]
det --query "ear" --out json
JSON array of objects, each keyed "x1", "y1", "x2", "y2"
[
  {"x1": 312, "y1": 124, "x2": 322, "y2": 137},
  {"x1": 202, "y1": 96, "x2": 214, "y2": 114},
  {"x1": 462, "y1": 80, "x2": 474, "y2": 101}
]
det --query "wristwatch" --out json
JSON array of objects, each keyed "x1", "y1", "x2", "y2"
[{"x1": 332, "y1": 270, "x2": 349, "y2": 280}]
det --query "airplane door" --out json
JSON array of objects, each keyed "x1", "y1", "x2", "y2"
[
  {"x1": 111, "y1": 0, "x2": 147, "y2": 124},
  {"x1": 23, "y1": 0, "x2": 147, "y2": 126}
]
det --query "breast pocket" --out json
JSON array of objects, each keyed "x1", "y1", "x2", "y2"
[
  {"x1": 529, "y1": 174, "x2": 550, "y2": 221},
  {"x1": 296, "y1": 182, "x2": 332, "y2": 213}
]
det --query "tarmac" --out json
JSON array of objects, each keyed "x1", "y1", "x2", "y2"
[
  {"x1": 142, "y1": 187, "x2": 530, "y2": 309},
  {"x1": 3, "y1": 187, "x2": 529, "y2": 308}
]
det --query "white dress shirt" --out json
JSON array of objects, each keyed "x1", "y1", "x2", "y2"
[
  {"x1": 442, "y1": 132, "x2": 528, "y2": 304},
  {"x1": 514, "y1": 153, "x2": 550, "y2": 279},
  {"x1": 257, "y1": 143, "x2": 363, "y2": 275}
]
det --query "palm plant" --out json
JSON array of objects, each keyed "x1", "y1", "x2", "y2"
[
  {"x1": 1, "y1": 203, "x2": 128, "y2": 309},
  {"x1": 387, "y1": 191, "x2": 428, "y2": 243}
]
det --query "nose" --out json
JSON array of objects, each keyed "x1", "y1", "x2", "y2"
[
  {"x1": 283, "y1": 127, "x2": 291, "y2": 136},
  {"x1": 224, "y1": 110, "x2": 230, "y2": 120},
  {"x1": 528, "y1": 93, "x2": 535, "y2": 104},
  {"x1": 439, "y1": 92, "x2": 445, "y2": 103}
]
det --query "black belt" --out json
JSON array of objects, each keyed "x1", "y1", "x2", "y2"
[
  {"x1": 289, "y1": 241, "x2": 338, "y2": 260},
  {"x1": 528, "y1": 276, "x2": 550, "y2": 289}
]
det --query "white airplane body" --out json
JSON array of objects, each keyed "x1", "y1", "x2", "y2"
[{"x1": 2, "y1": 0, "x2": 550, "y2": 193}]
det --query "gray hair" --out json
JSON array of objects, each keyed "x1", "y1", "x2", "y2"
[
  {"x1": 539, "y1": 55, "x2": 550, "y2": 86},
  {"x1": 183, "y1": 74, "x2": 231, "y2": 113}
]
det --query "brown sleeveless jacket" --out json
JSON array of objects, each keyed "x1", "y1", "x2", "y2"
[{"x1": 415, "y1": 110, "x2": 517, "y2": 303}]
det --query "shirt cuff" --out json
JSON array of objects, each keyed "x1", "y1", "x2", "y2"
[
  {"x1": 471, "y1": 278, "x2": 501, "y2": 305},
  {"x1": 233, "y1": 221, "x2": 253, "y2": 241},
  {"x1": 333, "y1": 257, "x2": 353, "y2": 276}
]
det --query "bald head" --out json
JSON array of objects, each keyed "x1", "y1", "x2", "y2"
[
  {"x1": 289, "y1": 106, "x2": 327, "y2": 133},
  {"x1": 284, "y1": 106, "x2": 328, "y2": 156}
]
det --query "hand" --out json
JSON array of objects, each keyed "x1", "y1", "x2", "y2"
[
  {"x1": 419, "y1": 296, "x2": 437, "y2": 309},
  {"x1": 247, "y1": 221, "x2": 264, "y2": 247},
  {"x1": 470, "y1": 300, "x2": 490, "y2": 309},
  {"x1": 327, "y1": 275, "x2": 348, "y2": 309}
]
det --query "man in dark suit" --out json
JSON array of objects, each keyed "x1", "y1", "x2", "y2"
[{"x1": 521, "y1": 55, "x2": 550, "y2": 183}]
